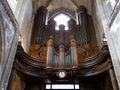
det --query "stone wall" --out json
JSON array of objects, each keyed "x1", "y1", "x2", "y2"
[
  {"x1": 93, "y1": 0, "x2": 120, "y2": 89},
  {"x1": 0, "y1": 0, "x2": 33, "y2": 89},
  {"x1": 92, "y1": 1, "x2": 104, "y2": 49},
  {"x1": 0, "y1": 1, "x2": 20, "y2": 90},
  {"x1": 19, "y1": 0, "x2": 33, "y2": 52}
]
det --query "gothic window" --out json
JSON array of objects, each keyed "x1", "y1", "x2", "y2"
[{"x1": 54, "y1": 13, "x2": 70, "y2": 30}]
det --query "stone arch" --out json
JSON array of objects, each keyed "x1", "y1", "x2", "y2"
[{"x1": 48, "y1": 7, "x2": 76, "y2": 21}]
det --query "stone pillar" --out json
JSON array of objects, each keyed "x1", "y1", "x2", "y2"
[
  {"x1": 70, "y1": 36, "x2": 78, "y2": 68},
  {"x1": 77, "y1": 6, "x2": 89, "y2": 45},
  {"x1": 109, "y1": 68, "x2": 119, "y2": 90},
  {"x1": 36, "y1": 6, "x2": 47, "y2": 44},
  {"x1": 59, "y1": 25, "x2": 65, "y2": 67},
  {"x1": 46, "y1": 36, "x2": 54, "y2": 68}
]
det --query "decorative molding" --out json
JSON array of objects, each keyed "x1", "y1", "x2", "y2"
[
  {"x1": 0, "y1": 0, "x2": 19, "y2": 30},
  {"x1": 107, "y1": 0, "x2": 120, "y2": 28}
]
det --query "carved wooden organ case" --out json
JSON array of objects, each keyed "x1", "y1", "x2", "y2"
[
  {"x1": 27, "y1": 6, "x2": 100, "y2": 77},
  {"x1": 15, "y1": 6, "x2": 111, "y2": 81}
]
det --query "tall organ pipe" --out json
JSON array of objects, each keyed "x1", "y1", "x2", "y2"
[
  {"x1": 48, "y1": 19, "x2": 56, "y2": 41},
  {"x1": 46, "y1": 36, "x2": 54, "y2": 68},
  {"x1": 68, "y1": 19, "x2": 75, "y2": 36},
  {"x1": 36, "y1": 6, "x2": 47, "y2": 44},
  {"x1": 77, "y1": 6, "x2": 89, "y2": 45},
  {"x1": 68, "y1": 19, "x2": 82, "y2": 45},
  {"x1": 59, "y1": 25, "x2": 65, "y2": 67},
  {"x1": 70, "y1": 36, "x2": 78, "y2": 68}
]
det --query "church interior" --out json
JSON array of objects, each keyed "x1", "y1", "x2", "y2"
[{"x1": 0, "y1": 0, "x2": 120, "y2": 90}]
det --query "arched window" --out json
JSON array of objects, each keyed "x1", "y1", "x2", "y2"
[{"x1": 54, "y1": 13, "x2": 70, "y2": 30}]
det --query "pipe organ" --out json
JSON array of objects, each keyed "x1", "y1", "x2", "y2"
[
  {"x1": 46, "y1": 25, "x2": 78, "y2": 68},
  {"x1": 13, "y1": 4, "x2": 113, "y2": 89},
  {"x1": 29, "y1": 6, "x2": 98, "y2": 70}
]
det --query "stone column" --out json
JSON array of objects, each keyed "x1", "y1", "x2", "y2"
[
  {"x1": 109, "y1": 68, "x2": 119, "y2": 90},
  {"x1": 59, "y1": 25, "x2": 65, "y2": 67},
  {"x1": 46, "y1": 36, "x2": 54, "y2": 68},
  {"x1": 70, "y1": 36, "x2": 78, "y2": 68},
  {"x1": 77, "y1": 6, "x2": 89, "y2": 45},
  {"x1": 36, "y1": 6, "x2": 47, "y2": 44}
]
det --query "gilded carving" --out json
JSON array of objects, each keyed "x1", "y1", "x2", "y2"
[
  {"x1": 77, "y1": 44, "x2": 98, "y2": 61},
  {"x1": 29, "y1": 44, "x2": 47, "y2": 60}
]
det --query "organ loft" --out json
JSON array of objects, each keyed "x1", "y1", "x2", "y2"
[
  {"x1": 14, "y1": 6, "x2": 113, "y2": 90},
  {"x1": 28, "y1": 6, "x2": 100, "y2": 77},
  {"x1": 0, "y1": 0, "x2": 120, "y2": 90}
]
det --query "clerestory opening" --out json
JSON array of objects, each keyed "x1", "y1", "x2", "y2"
[{"x1": 54, "y1": 13, "x2": 70, "y2": 30}]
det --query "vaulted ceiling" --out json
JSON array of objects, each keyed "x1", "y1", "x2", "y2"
[{"x1": 32, "y1": 0, "x2": 93, "y2": 19}]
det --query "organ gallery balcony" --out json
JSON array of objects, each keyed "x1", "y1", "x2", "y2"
[{"x1": 15, "y1": 41, "x2": 111, "y2": 83}]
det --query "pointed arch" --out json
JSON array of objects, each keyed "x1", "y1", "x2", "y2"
[
  {"x1": 48, "y1": 7, "x2": 76, "y2": 21},
  {"x1": 54, "y1": 13, "x2": 70, "y2": 30}
]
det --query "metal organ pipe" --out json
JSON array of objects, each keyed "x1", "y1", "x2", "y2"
[
  {"x1": 77, "y1": 6, "x2": 89, "y2": 45},
  {"x1": 48, "y1": 19, "x2": 56, "y2": 41},
  {"x1": 46, "y1": 22, "x2": 78, "y2": 68},
  {"x1": 46, "y1": 36, "x2": 54, "y2": 68},
  {"x1": 59, "y1": 25, "x2": 65, "y2": 67},
  {"x1": 49, "y1": 19, "x2": 57, "y2": 67},
  {"x1": 70, "y1": 36, "x2": 78, "y2": 68},
  {"x1": 36, "y1": 6, "x2": 47, "y2": 44}
]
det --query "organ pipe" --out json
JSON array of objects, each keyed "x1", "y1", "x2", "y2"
[
  {"x1": 36, "y1": 6, "x2": 47, "y2": 44},
  {"x1": 46, "y1": 36, "x2": 54, "y2": 68},
  {"x1": 70, "y1": 36, "x2": 78, "y2": 68},
  {"x1": 59, "y1": 25, "x2": 65, "y2": 67},
  {"x1": 48, "y1": 19, "x2": 56, "y2": 41},
  {"x1": 77, "y1": 6, "x2": 89, "y2": 45}
]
